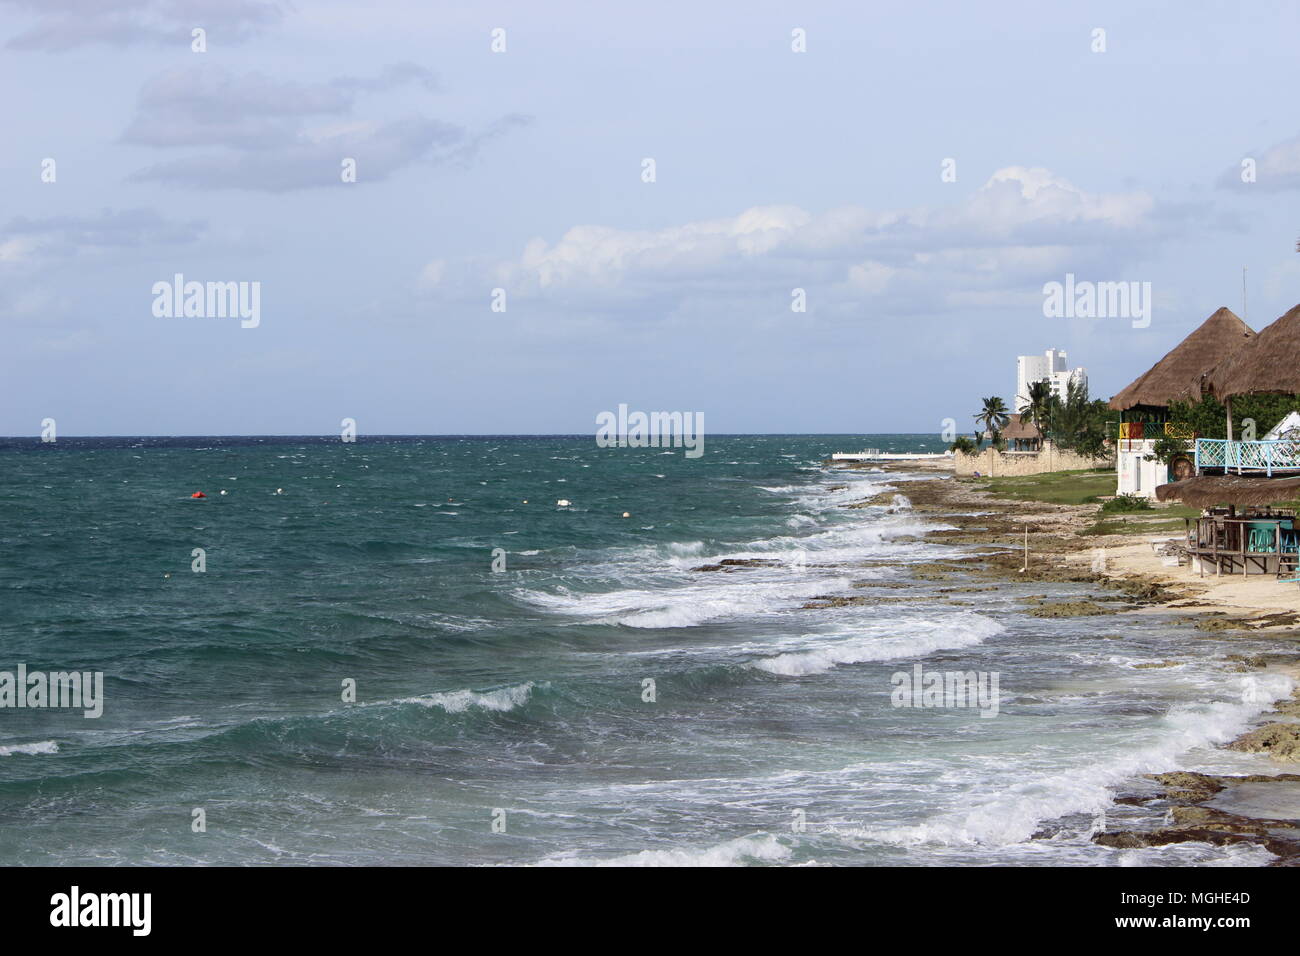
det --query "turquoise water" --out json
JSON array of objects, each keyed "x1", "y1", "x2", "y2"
[{"x1": 0, "y1": 434, "x2": 1290, "y2": 865}]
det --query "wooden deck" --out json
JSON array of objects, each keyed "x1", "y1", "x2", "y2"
[{"x1": 1182, "y1": 511, "x2": 1300, "y2": 577}]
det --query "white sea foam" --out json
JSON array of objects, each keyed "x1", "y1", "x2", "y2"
[
  {"x1": 752, "y1": 613, "x2": 1006, "y2": 676},
  {"x1": 854, "y1": 672, "x2": 1296, "y2": 848},
  {"x1": 516, "y1": 577, "x2": 849, "y2": 629},
  {"x1": 396, "y1": 682, "x2": 536, "y2": 714},
  {"x1": 0, "y1": 741, "x2": 59, "y2": 756},
  {"x1": 664, "y1": 541, "x2": 705, "y2": 556},
  {"x1": 536, "y1": 833, "x2": 791, "y2": 867},
  {"x1": 1115, "y1": 842, "x2": 1276, "y2": 867}
]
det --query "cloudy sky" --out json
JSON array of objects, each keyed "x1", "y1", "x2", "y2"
[{"x1": 4, "y1": 0, "x2": 1300, "y2": 435}]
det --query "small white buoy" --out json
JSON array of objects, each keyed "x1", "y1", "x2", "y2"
[
  {"x1": 275, "y1": 488, "x2": 284, "y2": 495},
  {"x1": 556, "y1": 498, "x2": 571, "y2": 507},
  {"x1": 522, "y1": 500, "x2": 528, "y2": 504},
  {"x1": 219, "y1": 489, "x2": 228, "y2": 496},
  {"x1": 163, "y1": 573, "x2": 171, "y2": 579},
  {"x1": 622, "y1": 512, "x2": 631, "y2": 518}
]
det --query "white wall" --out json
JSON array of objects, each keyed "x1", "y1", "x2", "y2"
[{"x1": 1116, "y1": 440, "x2": 1169, "y2": 499}]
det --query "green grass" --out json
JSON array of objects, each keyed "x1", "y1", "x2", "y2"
[
  {"x1": 973, "y1": 468, "x2": 1300, "y2": 536},
  {"x1": 973, "y1": 469, "x2": 1115, "y2": 505},
  {"x1": 971, "y1": 468, "x2": 1203, "y2": 536},
  {"x1": 1083, "y1": 516, "x2": 1191, "y2": 536}
]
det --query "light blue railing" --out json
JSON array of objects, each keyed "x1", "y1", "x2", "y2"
[{"x1": 1195, "y1": 438, "x2": 1300, "y2": 476}]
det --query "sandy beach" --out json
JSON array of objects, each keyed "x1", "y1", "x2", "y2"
[{"x1": 840, "y1": 461, "x2": 1300, "y2": 862}]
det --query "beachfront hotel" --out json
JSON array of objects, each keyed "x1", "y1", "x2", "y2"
[{"x1": 1015, "y1": 348, "x2": 1087, "y2": 410}]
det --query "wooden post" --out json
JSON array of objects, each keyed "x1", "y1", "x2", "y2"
[{"x1": 1226, "y1": 396, "x2": 1239, "y2": 475}]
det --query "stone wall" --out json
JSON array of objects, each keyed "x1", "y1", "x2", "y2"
[{"x1": 953, "y1": 441, "x2": 1114, "y2": 478}]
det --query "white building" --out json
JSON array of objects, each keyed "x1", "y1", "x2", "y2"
[
  {"x1": 1015, "y1": 348, "x2": 1087, "y2": 411},
  {"x1": 1116, "y1": 439, "x2": 1168, "y2": 499}
]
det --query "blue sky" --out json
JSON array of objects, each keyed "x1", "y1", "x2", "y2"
[{"x1": 4, "y1": 0, "x2": 1300, "y2": 435}]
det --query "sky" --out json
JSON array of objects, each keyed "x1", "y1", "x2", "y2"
[{"x1": 3, "y1": 0, "x2": 1300, "y2": 436}]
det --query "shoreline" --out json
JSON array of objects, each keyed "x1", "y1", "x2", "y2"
[{"x1": 839, "y1": 460, "x2": 1300, "y2": 864}]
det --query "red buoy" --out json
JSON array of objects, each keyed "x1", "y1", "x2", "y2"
[{"x1": 191, "y1": 491, "x2": 206, "y2": 498}]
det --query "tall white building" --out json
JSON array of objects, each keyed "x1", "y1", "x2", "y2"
[{"x1": 1015, "y1": 348, "x2": 1087, "y2": 411}]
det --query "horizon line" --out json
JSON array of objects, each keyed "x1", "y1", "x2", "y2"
[{"x1": 1, "y1": 431, "x2": 942, "y2": 440}]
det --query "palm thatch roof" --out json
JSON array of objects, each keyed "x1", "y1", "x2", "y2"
[
  {"x1": 1001, "y1": 413, "x2": 1041, "y2": 441},
  {"x1": 1203, "y1": 303, "x2": 1300, "y2": 400},
  {"x1": 1109, "y1": 307, "x2": 1254, "y2": 410},
  {"x1": 1155, "y1": 474, "x2": 1300, "y2": 508}
]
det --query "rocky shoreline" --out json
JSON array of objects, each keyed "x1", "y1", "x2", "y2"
[{"x1": 843, "y1": 463, "x2": 1300, "y2": 864}]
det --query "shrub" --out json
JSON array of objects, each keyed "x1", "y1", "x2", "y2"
[
  {"x1": 950, "y1": 436, "x2": 979, "y2": 456},
  {"x1": 1100, "y1": 494, "x2": 1152, "y2": 514},
  {"x1": 1144, "y1": 434, "x2": 1189, "y2": 465}
]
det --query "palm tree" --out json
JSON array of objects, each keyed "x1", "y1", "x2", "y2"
[
  {"x1": 1019, "y1": 381, "x2": 1051, "y2": 431},
  {"x1": 1018, "y1": 380, "x2": 1052, "y2": 448},
  {"x1": 1040, "y1": 377, "x2": 1108, "y2": 454},
  {"x1": 974, "y1": 396, "x2": 1010, "y2": 444}
]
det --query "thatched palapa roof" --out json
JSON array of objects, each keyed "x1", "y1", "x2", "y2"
[
  {"x1": 1156, "y1": 474, "x2": 1300, "y2": 509},
  {"x1": 1109, "y1": 307, "x2": 1254, "y2": 410},
  {"x1": 1203, "y1": 303, "x2": 1300, "y2": 401},
  {"x1": 1001, "y1": 413, "x2": 1041, "y2": 441}
]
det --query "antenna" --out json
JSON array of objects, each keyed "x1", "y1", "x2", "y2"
[{"x1": 1242, "y1": 265, "x2": 1247, "y2": 321}]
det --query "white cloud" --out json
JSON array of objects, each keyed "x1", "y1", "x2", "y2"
[
  {"x1": 1219, "y1": 134, "x2": 1300, "y2": 191},
  {"x1": 466, "y1": 167, "x2": 1172, "y2": 318},
  {"x1": 0, "y1": 238, "x2": 36, "y2": 262},
  {"x1": 497, "y1": 204, "x2": 811, "y2": 290},
  {"x1": 0, "y1": 208, "x2": 205, "y2": 264},
  {"x1": 1, "y1": 0, "x2": 284, "y2": 51},
  {"x1": 419, "y1": 259, "x2": 446, "y2": 288},
  {"x1": 121, "y1": 64, "x2": 526, "y2": 192},
  {"x1": 846, "y1": 260, "x2": 897, "y2": 294}
]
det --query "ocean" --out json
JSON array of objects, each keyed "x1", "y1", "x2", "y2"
[{"x1": 0, "y1": 434, "x2": 1291, "y2": 866}]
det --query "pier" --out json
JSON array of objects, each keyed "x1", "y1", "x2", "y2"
[{"x1": 830, "y1": 450, "x2": 954, "y2": 462}]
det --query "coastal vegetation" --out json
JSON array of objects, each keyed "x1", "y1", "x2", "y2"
[
  {"x1": 1100, "y1": 494, "x2": 1152, "y2": 514},
  {"x1": 1165, "y1": 393, "x2": 1300, "y2": 439},
  {"x1": 950, "y1": 435, "x2": 980, "y2": 456},
  {"x1": 1041, "y1": 380, "x2": 1110, "y2": 457},
  {"x1": 969, "y1": 469, "x2": 1198, "y2": 535},
  {"x1": 972, "y1": 396, "x2": 1010, "y2": 449},
  {"x1": 959, "y1": 381, "x2": 1111, "y2": 456},
  {"x1": 1018, "y1": 380, "x2": 1052, "y2": 434},
  {"x1": 974, "y1": 469, "x2": 1113, "y2": 505},
  {"x1": 1139, "y1": 393, "x2": 1300, "y2": 464}
]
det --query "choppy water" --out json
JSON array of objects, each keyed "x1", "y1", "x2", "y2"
[{"x1": 0, "y1": 434, "x2": 1291, "y2": 866}]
